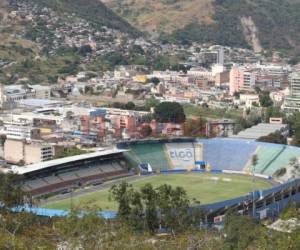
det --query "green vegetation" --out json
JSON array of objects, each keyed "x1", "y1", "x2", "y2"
[
  {"x1": 172, "y1": 0, "x2": 300, "y2": 54},
  {"x1": 110, "y1": 182, "x2": 203, "y2": 233},
  {"x1": 258, "y1": 131, "x2": 287, "y2": 145},
  {"x1": 31, "y1": 0, "x2": 139, "y2": 36},
  {"x1": 183, "y1": 104, "x2": 243, "y2": 120},
  {"x1": 0, "y1": 173, "x2": 299, "y2": 249},
  {"x1": 288, "y1": 112, "x2": 300, "y2": 147},
  {"x1": 154, "y1": 102, "x2": 186, "y2": 123},
  {"x1": 103, "y1": 0, "x2": 214, "y2": 33},
  {"x1": 54, "y1": 147, "x2": 89, "y2": 159},
  {"x1": 259, "y1": 91, "x2": 273, "y2": 107},
  {"x1": 44, "y1": 173, "x2": 272, "y2": 210},
  {"x1": 184, "y1": 117, "x2": 207, "y2": 137}
]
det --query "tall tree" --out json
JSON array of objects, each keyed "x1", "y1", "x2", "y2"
[
  {"x1": 110, "y1": 182, "x2": 133, "y2": 223},
  {"x1": 140, "y1": 183, "x2": 159, "y2": 233},
  {"x1": 154, "y1": 102, "x2": 186, "y2": 123},
  {"x1": 0, "y1": 173, "x2": 28, "y2": 210}
]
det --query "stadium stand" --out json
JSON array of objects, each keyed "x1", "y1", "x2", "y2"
[
  {"x1": 247, "y1": 143, "x2": 300, "y2": 176},
  {"x1": 260, "y1": 146, "x2": 300, "y2": 176},
  {"x1": 15, "y1": 149, "x2": 130, "y2": 196},
  {"x1": 125, "y1": 143, "x2": 169, "y2": 170},
  {"x1": 119, "y1": 139, "x2": 300, "y2": 176},
  {"x1": 198, "y1": 139, "x2": 258, "y2": 171}
]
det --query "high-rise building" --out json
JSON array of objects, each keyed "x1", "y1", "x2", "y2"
[
  {"x1": 229, "y1": 66, "x2": 256, "y2": 95},
  {"x1": 282, "y1": 72, "x2": 300, "y2": 112}
]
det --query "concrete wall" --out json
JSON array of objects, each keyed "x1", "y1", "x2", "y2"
[
  {"x1": 4, "y1": 139, "x2": 24, "y2": 164},
  {"x1": 24, "y1": 144, "x2": 42, "y2": 165}
]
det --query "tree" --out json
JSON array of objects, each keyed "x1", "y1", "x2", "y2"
[
  {"x1": 257, "y1": 131, "x2": 287, "y2": 144},
  {"x1": 110, "y1": 182, "x2": 204, "y2": 234},
  {"x1": 110, "y1": 182, "x2": 133, "y2": 223},
  {"x1": 128, "y1": 191, "x2": 144, "y2": 231},
  {"x1": 156, "y1": 184, "x2": 202, "y2": 234},
  {"x1": 184, "y1": 117, "x2": 207, "y2": 136},
  {"x1": 259, "y1": 91, "x2": 273, "y2": 107},
  {"x1": 141, "y1": 125, "x2": 152, "y2": 137},
  {"x1": 263, "y1": 106, "x2": 285, "y2": 123},
  {"x1": 0, "y1": 173, "x2": 29, "y2": 210},
  {"x1": 287, "y1": 111, "x2": 300, "y2": 146},
  {"x1": 223, "y1": 211, "x2": 265, "y2": 250},
  {"x1": 78, "y1": 45, "x2": 92, "y2": 56},
  {"x1": 233, "y1": 91, "x2": 240, "y2": 99},
  {"x1": 150, "y1": 77, "x2": 160, "y2": 85},
  {"x1": 0, "y1": 134, "x2": 7, "y2": 146},
  {"x1": 145, "y1": 97, "x2": 159, "y2": 111},
  {"x1": 140, "y1": 183, "x2": 159, "y2": 233},
  {"x1": 125, "y1": 101, "x2": 135, "y2": 110},
  {"x1": 154, "y1": 102, "x2": 186, "y2": 123}
]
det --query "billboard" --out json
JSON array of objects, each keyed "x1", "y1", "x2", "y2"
[{"x1": 164, "y1": 143, "x2": 204, "y2": 169}]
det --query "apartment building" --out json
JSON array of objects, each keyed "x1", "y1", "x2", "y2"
[
  {"x1": 229, "y1": 66, "x2": 256, "y2": 95},
  {"x1": 4, "y1": 139, "x2": 53, "y2": 165},
  {"x1": 283, "y1": 72, "x2": 300, "y2": 112}
]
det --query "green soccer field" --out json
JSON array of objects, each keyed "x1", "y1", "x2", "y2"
[{"x1": 43, "y1": 173, "x2": 272, "y2": 211}]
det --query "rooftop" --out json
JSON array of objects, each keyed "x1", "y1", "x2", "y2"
[
  {"x1": 17, "y1": 99, "x2": 65, "y2": 108},
  {"x1": 231, "y1": 123, "x2": 288, "y2": 140},
  {"x1": 11, "y1": 148, "x2": 128, "y2": 175}
]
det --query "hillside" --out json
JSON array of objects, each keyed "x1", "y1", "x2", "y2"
[
  {"x1": 104, "y1": 0, "x2": 300, "y2": 54},
  {"x1": 102, "y1": 0, "x2": 214, "y2": 33},
  {"x1": 0, "y1": 0, "x2": 144, "y2": 84},
  {"x1": 172, "y1": 0, "x2": 300, "y2": 54},
  {"x1": 30, "y1": 0, "x2": 139, "y2": 36}
]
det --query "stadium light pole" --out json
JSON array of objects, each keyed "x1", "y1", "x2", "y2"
[{"x1": 251, "y1": 154, "x2": 258, "y2": 217}]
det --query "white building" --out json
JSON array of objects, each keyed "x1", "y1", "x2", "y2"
[
  {"x1": 282, "y1": 72, "x2": 300, "y2": 113},
  {"x1": 0, "y1": 121, "x2": 33, "y2": 140}
]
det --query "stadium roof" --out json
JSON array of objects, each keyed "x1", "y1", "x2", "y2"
[
  {"x1": 12, "y1": 148, "x2": 128, "y2": 175},
  {"x1": 231, "y1": 123, "x2": 288, "y2": 140}
]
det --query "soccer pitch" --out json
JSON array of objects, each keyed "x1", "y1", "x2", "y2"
[{"x1": 44, "y1": 173, "x2": 272, "y2": 211}]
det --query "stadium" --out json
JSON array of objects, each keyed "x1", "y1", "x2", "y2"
[{"x1": 10, "y1": 138, "x2": 300, "y2": 223}]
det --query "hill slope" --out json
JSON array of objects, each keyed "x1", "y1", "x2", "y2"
[
  {"x1": 102, "y1": 0, "x2": 214, "y2": 33},
  {"x1": 104, "y1": 0, "x2": 300, "y2": 53},
  {"x1": 30, "y1": 0, "x2": 139, "y2": 36},
  {"x1": 0, "y1": 0, "x2": 141, "y2": 83}
]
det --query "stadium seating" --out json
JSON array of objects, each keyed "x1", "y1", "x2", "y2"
[
  {"x1": 58, "y1": 172, "x2": 78, "y2": 181},
  {"x1": 259, "y1": 146, "x2": 300, "y2": 176},
  {"x1": 248, "y1": 144, "x2": 284, "y2": 174},
  {"x1": 198, "y1": 139, "x2": 258, "y2": 171},
  {"x1": 43, "y1": 175, "x2": 61, "y2": 185},
  {"x1": 25, "y1": 178, "x2": 48, "y2": 190},
  {"x1": 75, "y1": 167, "x2": 102, "y2": 178},
  {"x1": 122, "y1": 139, "x2": 300, "y2": 176},
  {"x1": 127, "y1": 143, "x2": 169, "y2": 170}
]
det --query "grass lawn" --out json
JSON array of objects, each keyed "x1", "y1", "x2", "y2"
[
  {"x1": 43, "y1": 173, "x2": 272, "y2": 211},
  {"x1": 183, "y1": 104, "x2": 243, "y2": 120}
]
